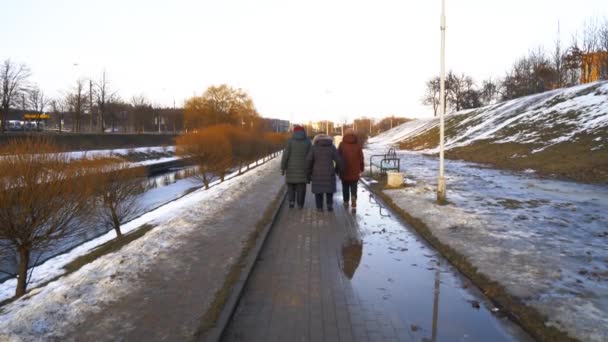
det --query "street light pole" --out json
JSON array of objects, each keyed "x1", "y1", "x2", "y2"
[{"x1": 437, "y1": 0, "x2": 447, "y2": 203}]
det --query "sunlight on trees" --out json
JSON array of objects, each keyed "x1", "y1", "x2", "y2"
[
  {"x1": 0, "y1": 138, "x2": 96, "y2": 297},
  {"x1": 184, "y1": 84, "x2": 260, "y2": 129}
]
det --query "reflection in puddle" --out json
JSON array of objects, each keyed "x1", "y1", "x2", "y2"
[
  {"x1": 341, "y1": 239, "x2": 362, "y2": 280},
  {"x1": 342, "y1": 186, "x2": 531, "y2": 342}
]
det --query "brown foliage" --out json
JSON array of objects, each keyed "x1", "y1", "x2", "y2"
[
  {"x1": 176, "y1": 126, "x2": 233, "y2": 188},
  {"x1": 0, "y1": 137, "x2": 95, "y2": 297},
  {"x1": 176, "y1": 125, "x2": 286, "y2": 187},
  {"x1": 90, "y1": 157, "x2": 146, "y2": 237},
  {"x1": 184, "y1": 84, "x2": 259, "y2": 129}
]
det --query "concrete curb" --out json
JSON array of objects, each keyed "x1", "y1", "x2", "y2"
[{"x1": 202, "y1": 187, "x2": 287, "y2": 342}]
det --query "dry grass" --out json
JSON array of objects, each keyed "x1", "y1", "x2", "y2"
[{"x1": 397, "y1": 115, "x2": 608, "y2": 184}]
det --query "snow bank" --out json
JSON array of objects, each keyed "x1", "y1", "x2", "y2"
[{"x1": 369, "y1": 81, "x2": 608, "y2": 152}]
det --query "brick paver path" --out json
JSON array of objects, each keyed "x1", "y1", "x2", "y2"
[{"x1": 223, "y1": 189, "x2": 412, "y2": 342}]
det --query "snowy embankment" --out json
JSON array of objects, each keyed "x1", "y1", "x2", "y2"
[
  {"x1": 369, "y1": 81, "x2": 608, "y2": 152},
  {"x1": 0, "y1": 155, "x2": 280, "y2": 340},
  {"x1": 365, "y1": 147, "x2": 608, "y2": 341}
]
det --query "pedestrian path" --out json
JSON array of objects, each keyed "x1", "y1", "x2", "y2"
[{"x1": 222, "y1": 184, "x2": 531, "y2": 342}]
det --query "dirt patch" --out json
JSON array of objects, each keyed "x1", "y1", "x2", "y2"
[
  {"x1": 446, "y1": 135, "x2": 608, "y2": 184},
  {"x1": 366, "y1": 182, "x2": 577, "y2": 342}
]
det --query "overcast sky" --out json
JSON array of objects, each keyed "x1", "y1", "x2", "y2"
[{"x1": 1, "y1": 0, "x2": 606, "y2": 121}]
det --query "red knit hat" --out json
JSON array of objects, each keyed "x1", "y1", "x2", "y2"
[{"x1": 293, "y1": 125, "x2": 305, "y2": 132}]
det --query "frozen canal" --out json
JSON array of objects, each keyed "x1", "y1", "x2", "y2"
[{"x1": 365, "y1": 147, "x2": 608, "y2": 341}]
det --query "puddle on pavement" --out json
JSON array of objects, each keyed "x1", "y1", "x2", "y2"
[{"x1": 341, "y1": 187, "x2": 532, "y2": 341}]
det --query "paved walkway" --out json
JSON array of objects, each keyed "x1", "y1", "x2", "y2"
[{"x1": 222, "y1": 188, "x2": 411, "y2": 342}]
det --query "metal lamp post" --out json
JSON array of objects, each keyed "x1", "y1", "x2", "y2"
[{"x1": 437, "y1": 0, "x2": 447, "y2": 202}]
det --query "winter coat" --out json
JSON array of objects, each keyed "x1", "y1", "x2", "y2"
[
  {"x1": 307, "y1": 135, "x2": 343, "y2": 194},
  {"x1": 338, "y1": 133, "x2": 364, "y2": 182},
  {"x1": 281, "y1": 131, "x2": 311, "y2": 184}
]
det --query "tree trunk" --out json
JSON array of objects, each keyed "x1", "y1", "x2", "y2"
[
  {"x1": 203, "y1": 174, "x2": 209, "y2": 189},
  {"x1": 16, "y1": 246, "x2": 30, "y2": 298},
  {"x1": 112, "y1": 210, "x2": 122, "y2": 238}
]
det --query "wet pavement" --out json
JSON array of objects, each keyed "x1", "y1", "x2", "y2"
[{"x1": 222, "y1": 183, "x2": 532, "y2": 342}]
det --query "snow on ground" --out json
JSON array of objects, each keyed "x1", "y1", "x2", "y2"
[
  {"x1": 66, "y1": 146, "x2": 176, "y2": 159},
  {"x1": 368, "y1": 81, "x2": 608, "y2": 153},
  {"x1": 0, "y1": 157, "x2": 279, "y2": 341},
  {"x1": 132, "y1": 156, "x2": 180, "y2": 166},
  {"x1": 365, "y1": 146, "x2": 608, "y2": 341}
]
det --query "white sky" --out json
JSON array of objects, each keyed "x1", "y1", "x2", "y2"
[{"x1": 1, "y1": 0, "x2": 606, "y2": 121}]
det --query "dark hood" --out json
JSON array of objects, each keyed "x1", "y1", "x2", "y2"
[
  {"x1": 317, "y1": 138, "x2": 333, "y2": 147},
  {"x1": 293, "y1": 130, "x2": 307, "y2": 140}
]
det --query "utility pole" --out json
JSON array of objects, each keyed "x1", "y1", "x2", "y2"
[
  {"x1": 89, "y1": 80, "x2": 93, "y2": 132},
  {"x1": 173, "y1": 99, "x2": 176, "y2": 133},
  {"x1": 437, "y1": 0, "x2": 447, "y2": 203}
]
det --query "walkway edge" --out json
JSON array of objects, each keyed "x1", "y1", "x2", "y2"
[
  {"x1": 200, "y1": 185, "x2": 287, "y2": 342},
  {"x1": 361, "y1": 178, "x2": 576, "y2": 342}
]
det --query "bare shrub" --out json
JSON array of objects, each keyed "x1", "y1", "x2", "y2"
[
  {"x1": 0, "y1": 137, "x2": 95, "y2": 297},
  {"x1": 176, "y1": 126, "x2": 232, "y2": 189},
  {"x1": 91, "y1": 158, "x2": 146, "y2": 237}
]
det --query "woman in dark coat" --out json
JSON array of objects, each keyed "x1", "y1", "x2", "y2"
[
  {"x1": 281, "y1": 125, "x2": 312, "y2": 208},
  {"x1": 306, "y1": 134, "x2": 343, "y2": 211},
  {"x1": 338, "y1": 128, "x2": 364, "y2": 212}
]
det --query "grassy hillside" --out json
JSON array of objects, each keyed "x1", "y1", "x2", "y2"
[{"x1": 369, "y1": 82, "x2": 608, "y2": 183}]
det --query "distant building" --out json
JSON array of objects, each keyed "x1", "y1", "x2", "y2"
[
  {"x1": 262, "y1": 118, "x2": 290, "y2": 132},
  {"x1": 581, "y1": 52, "x2": 608, "y2": 84}
]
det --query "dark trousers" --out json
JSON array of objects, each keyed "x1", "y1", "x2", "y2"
[
  {"x1": 342, "y1": 180, "x2": 358, "y2": 203},
  {"x1": 287, "y1": 183, "x2": 306, "y2": 207},
  {"x1": 315, "y1": 193, "x2": 333, "y2": 209}
]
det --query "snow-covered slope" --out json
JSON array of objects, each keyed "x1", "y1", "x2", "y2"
[{"x1": 369, "y1": 81, "x2": 608, "y2": 152}]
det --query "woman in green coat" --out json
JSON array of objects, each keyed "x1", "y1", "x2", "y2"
[{"x1": 281, "y1": 125, "x2": 312, "y2": 208}]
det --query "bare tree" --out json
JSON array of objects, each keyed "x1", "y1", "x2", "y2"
[
  {"x1": 599, "y1": 18, "x2": 608, "y2": 80},
  {"x1": 447, "y1": 71, "x2": 474, "y2": 112},
  {"x1": 93, "y1": 159, "x2": 145, "y2": 237},
  {"x1": 553, "y1": 24, "x2": 566, "y2": 88},
  {"x1": 50, "y1": 99, "x2": 67, "y2": 132},
  {"x1": 422, "y1": 77, "x2": 441, "y2": 116},
  {"x1": 28, "y1": 85, "x2": 48, "y2": 113},
  {"x1": 0, "y1": 138, "x2": 94, "y2": 297},
  {"x1": 66, "y1": 79, "x2": 88, "y2": 132},
  {"x1": 1, "y1": 60, "x2": 31, "y2": 133},
  {"x1": 581, "y1": 19, "x2": 599, "y2": 83},
  {"x1": 176, "y1": 127, "x2": 233, "y2": 189},
  {"x1": 131, "y1": 95, "x2": 152, "y2": 133},
  {"x1": 480, "y1": 78, "x2": 499, "y2": 105},
  {"x1": 95, "y1": 71, "x2": 117, "y2": 133},
  {"x1": 564, "y1": 35, "x2": 583, "y2": 86}
]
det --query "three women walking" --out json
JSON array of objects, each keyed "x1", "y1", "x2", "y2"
[{"x1": 281, "y1": 125, "x2": 364, "y2": 212}]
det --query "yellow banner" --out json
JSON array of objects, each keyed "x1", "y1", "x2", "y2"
[{"x1": 23, "y1": 113, "x2": 50, "y2": 120}]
